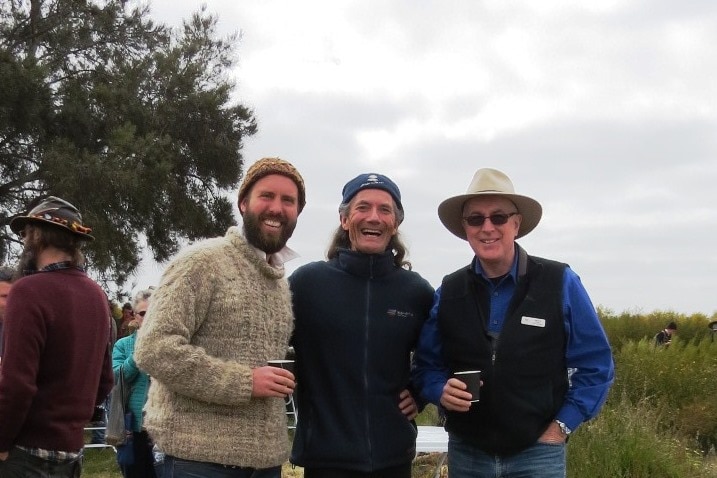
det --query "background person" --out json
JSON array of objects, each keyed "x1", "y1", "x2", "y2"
[
  {"x1": 289, "y1": 173, "x2": 434, "y2": 478},
  {"x1": 90, "y1": 299, "x2": 120, "y2": 446},
  {"x1": 134, "y1": 157, "x2": 304, "y2": 478},
  {"x1": 0, "y1": 196, "x2": 113, "y2": 477},
  {"x1": 117, "y1": 302, "x2": 134, "y2": 339},
  {"x1": 655, "y1": 321, "x2": 677, "y2": 347},
  {"x1": 0, "y1": 265, "x2": 15, "y2": 359},
  {"x1": 414, "y1": 168, "x2": 615, "y2": 478},
  {"x1": 113, "y1": 288, "x2": 156, "y2": 478}
]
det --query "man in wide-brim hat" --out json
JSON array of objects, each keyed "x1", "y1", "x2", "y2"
[
  {"x1": 0, "y1": 195, "x2": 113, "y2": 477},
  {"x1": 10, "y1": 195, "x2": 94, "y2": 240},
  {"x1": 413, "y1": 168, "x2": 615, "y2": 478}
]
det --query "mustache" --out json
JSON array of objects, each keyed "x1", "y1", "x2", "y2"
[{"x1": 260, "y1": 211, "x2": 287, "y2": 224}]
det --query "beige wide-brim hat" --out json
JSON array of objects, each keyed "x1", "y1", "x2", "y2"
[{"x1": 438, "y1": 168, "x2": 542, "y2": 240}]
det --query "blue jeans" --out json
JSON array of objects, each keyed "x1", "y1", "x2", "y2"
[
  {"x1": 447, "y1": 433, "x2": 566, "y2": 478},
  {"x1": 0, "y1": 447, "x2": 81, "y2": 478},
  {"x1": 162, "y1": 455, "x2": 281, "y2": 478},
  {"x1": 91, "y1": 397, "x2": 109, "y2": 444}
]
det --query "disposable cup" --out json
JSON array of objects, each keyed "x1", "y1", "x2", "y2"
[
  {"x1": 267, "y1": 359, "x2": 295, "y2": 374},
  {"x1": 453, "y1": 370, "x2": 481, "y2": 402}
]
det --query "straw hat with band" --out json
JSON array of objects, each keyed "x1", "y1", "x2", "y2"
[
  {"x1": 438, "y1": 168, "x2": 542, "y2": 240},
  {"x1": 10, "y1": 196, "x2": 94, "y2": 240}
]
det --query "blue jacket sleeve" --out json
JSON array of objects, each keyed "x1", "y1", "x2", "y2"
[
  {"x1": 412, "y1": 288, "x2": 449, "y2": 406},
  {"x1": 556, "y1": 268, "x2": 615, "y2": 432}
]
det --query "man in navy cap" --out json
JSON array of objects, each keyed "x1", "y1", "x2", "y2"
[{"x1": 289, "y1": 173, "x2": 435, "y2": 478}]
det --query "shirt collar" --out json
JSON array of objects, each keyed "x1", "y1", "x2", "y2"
[
  {"x1": 240, "y1": 229, "x2": 299, "y2": 270},
  {"x1": 473, "y1": 246, "x2": 519, "y2": 283}
]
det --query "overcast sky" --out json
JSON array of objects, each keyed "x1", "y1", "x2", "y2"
[{"x1": 136, "y1": 0, "x2": 717, "y2": 316}]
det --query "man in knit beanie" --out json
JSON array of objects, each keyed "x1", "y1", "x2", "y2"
[{"x1": 135, "y1": 157, "x2": 305, "y2": 477}]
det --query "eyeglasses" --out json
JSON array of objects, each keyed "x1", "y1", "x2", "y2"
[
  {"x1": 463, "y1": 212, "x2": 518, "y2": 227},
  {"x1": 135, "y1": 311, "x2": 147, "y2": 317}
]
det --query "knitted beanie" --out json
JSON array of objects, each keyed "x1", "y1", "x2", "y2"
[{"x1": 237, "y1": 157, "x2": 306, "y2": 213}]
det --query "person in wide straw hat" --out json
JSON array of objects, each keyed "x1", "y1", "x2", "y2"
[{"x1": 413, "y1": 168, "x2": 615, "y2": 477}]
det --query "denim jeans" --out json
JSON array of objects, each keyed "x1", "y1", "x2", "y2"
[
  {"x1": 117, "y1": 431, "x2": 157, "y2": 478},
  {"x1": 447, "y1": 433, "x2": 566, "y2": 478},
  {"x1": 162, "y1": 455, "x2": 281, "y2": 478},
  {"x1": 0, "y1": 447, "x2": 81, "y2": 478},
  {"x1": 90, "y1": 398, "x2": 109, "y2": 444}
]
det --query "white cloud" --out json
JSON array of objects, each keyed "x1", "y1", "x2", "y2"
[{"x1": 138, "y1": 0, "x2": 717, "y2": 315}]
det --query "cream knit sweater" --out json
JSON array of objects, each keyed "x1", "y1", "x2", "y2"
[{"x1": 134, "y1": 227, "x2": 294, "y2": 468}]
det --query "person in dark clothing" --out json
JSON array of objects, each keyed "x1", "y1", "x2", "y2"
[
  {"x1": 0, "y1": 196, "x2": 113, "y2": 478},
  {"x1": 289, "y1": 173, "x2": 434, "y2": 478},
  {"x1": 413, "y1": 168, "x2": 615, "y2": 478},
  {"x1": 0, "y1": 265, "x2": 15, "y2": 359},
  {"x1": 117, "y1": 302, "x2": 134, "y2": 339},
  {"x1": 655, "y1": 321, "x2": 677, "y2": 347}
]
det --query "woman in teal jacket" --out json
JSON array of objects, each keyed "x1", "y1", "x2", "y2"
[{"x1": 112, "y1": 289, "x2": 156, "y2": 478}]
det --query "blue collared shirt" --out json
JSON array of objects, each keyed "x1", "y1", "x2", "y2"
[{"x1": 413, "y1": 248, "x2": 615, "y2": 433}]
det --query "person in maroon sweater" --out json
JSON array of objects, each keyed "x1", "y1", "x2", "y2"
[{"x1": 0, "y1": 196, "x2": 114, "y2": 477}]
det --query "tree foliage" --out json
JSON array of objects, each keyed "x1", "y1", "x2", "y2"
[{"x1": 0, "y1": 0, "x2": 256, "y2": 290}]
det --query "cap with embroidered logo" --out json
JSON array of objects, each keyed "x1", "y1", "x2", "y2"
[{"x1": 341, "y1": 173, "x2": 403, "y2": 211}]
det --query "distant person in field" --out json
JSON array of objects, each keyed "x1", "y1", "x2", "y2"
[{"x1": 655, "y1": 321, "x2": 677, "y2": 347}]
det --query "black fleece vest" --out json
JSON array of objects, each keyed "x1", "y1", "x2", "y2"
[{"x1": 439, "y1": 250, "x2": 568, "y2": 456}]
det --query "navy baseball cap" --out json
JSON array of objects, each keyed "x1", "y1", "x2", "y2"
[{"x1": 341, "y1": 173, "x2": 403, "y2": 211}]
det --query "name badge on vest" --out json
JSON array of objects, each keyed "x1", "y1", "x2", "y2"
[{"x1": 521, "y1": 316, "x2": 546, "y2": 328}]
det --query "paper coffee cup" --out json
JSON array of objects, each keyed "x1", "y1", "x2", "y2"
[
  {"x1": 268, "y1": 359, "x2": 295, "y2": 374},
  {"x1": 453, "y1": 370, "x2": 481, "y2": 402}
]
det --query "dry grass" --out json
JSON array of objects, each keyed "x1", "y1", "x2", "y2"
[{"x1": 281, "y1": 453, "x2": 448, "y2": 478}]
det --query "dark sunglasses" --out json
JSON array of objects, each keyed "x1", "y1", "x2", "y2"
[
  {"x1": 463, "y1": 212, "x2": 518, "y2": 227},
  {"x1": 135, "y1": 311, "x2": 147, "y2": 317}
]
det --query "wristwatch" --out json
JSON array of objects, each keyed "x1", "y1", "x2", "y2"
[{"x1": 555, "y1": 419, "x2": 572, "y2": 436}]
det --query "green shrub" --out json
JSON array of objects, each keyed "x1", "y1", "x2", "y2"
[{"x1": 568, "y1": 394, "x2": 709, "y2": 477}]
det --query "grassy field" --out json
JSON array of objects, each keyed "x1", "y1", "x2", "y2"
[{"x1": 83, "y1": 309, "x2": 717, "y2": 477}]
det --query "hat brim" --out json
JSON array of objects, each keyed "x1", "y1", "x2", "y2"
[
  {"x1": 9, "y1": 216, "x2": 95, "y2": 241},
  {"x1": 438, "y1": 193, "x2": 542, "y2": 240}
]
